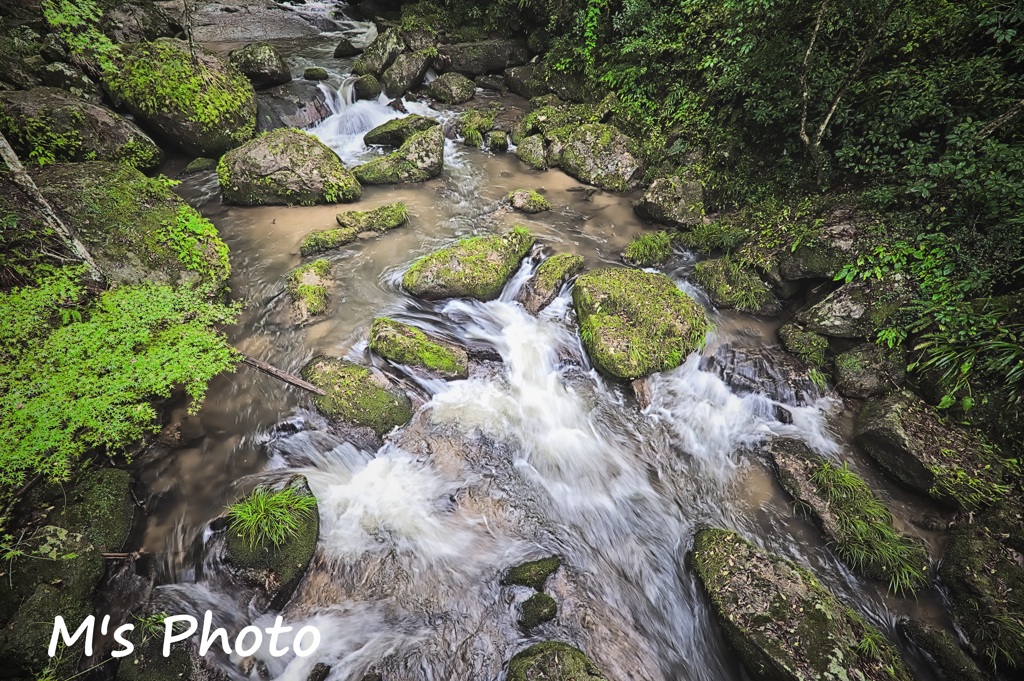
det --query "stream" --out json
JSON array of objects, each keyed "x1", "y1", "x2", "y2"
[{"x1": 133, "y1": 7, "x2": 956, "y2": 681}]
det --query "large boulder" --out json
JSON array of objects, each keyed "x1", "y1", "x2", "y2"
[
  {"x1": 692, "y1": 257, "x2": 780, "y2": 315},
  {"x1": 517, "y1": 253, "x2": 585, "y2": 315},
  {"x1": 300, "y1": 357, "x2": 413, "y2": 436},
  {"x1": 105, "y1": 38, "x2": 257, "y2": 156},
  {"x1": 767, "y1": 438, "x2": 928, "y2": 591},
  {"x1": 360, "y1": 27, "x2": 405, "y2": 77},
  {"x1": 353, "y1": 73, "x2": 382, "y2": 100},
  {"x1": 369, "y1": 317, "x2": 469, "y2": 380},
  {"x1": 54, "y1": 468, "x2": 135, "y2": 552},
  {"x1": 796, "y1": 281, "x2": 903, "y2": 339},
  {"x1": 100, "y1": 0, "x2": 177, "y2": 43},
  {"x1": 435, "y1": 39, "x2": 529, "y2": 77},
  {"x1": 777, "y1": 212, "x2": 869, "y2": 281},
  {"x1": 256, "y1": 80, "x2": 333, "y2": 132},
  {"x1": 428, "y1": 71, "x2": 476, "y2": 104},
  {"x1": 353, "y1": 125, "x2": 444, "y2": 184},
  {"x1": 573, "y1": 268, "x2": 708, "y2": 379},
  {"x1": 632, "y1": 176, "x2": 703, "y2": 227},
  {"x1": 300, "y1": 202, "x2": 408, "y2": 255},
  {"x1": 381, "y1": 50, "x2": 433, "y2": 98},
  {"x1": 37, "y1": 61, "x2": 102, "y2": 102},
  {"x1": 560, "y1": 124, "x2": 644, "y2": 192},
  {"x1": 834, "y1": 343, "x2": 906, "y2": 398},
  {"x1": 164, "y1": 2, "x2": 321, "y2": 42},
  {"x1": 777, "y1": 323, "x2": 828, "y2": 367},
  {"x1": 504, "y1": 64, "x2": 552, "y2": 100},
  {"x1": 403, "y1": 228, "x2": 535, "y2": 301},
  {"x1": 508, "y1": 188, "x2": 550, "y2": 213},
  {"x1": 0, "y1": 87, "x2": 161, "y2": 170},
  {"x1": 34, "y1": 162, "x2": 230, "y2": 285},
  {"x1": 363, "y1": 113, "x2": 439, "y2": 146},
  {"x1": 229, "y1": 42, "x2": 291, "y2": 90},
  {"x1": 217, "y1": 128, "x2": 361, "y2": 206},
  {"x1": 854, "y1": 390, "x2": 1003, "y2": 507},
  {"x1": 691, "y1": 528, "x2": 913, "y2": 681},
  {"x1": 516, "y1": 134, "x2": 547, "y2": 170}
]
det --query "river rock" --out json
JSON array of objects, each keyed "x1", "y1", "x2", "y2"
[
  {"x1": 403, "y1": 228, "x2": 535, "y2": 301},
  {"x1": 218, "y1": 128, "x2": 361, "y2": 206},
  {"x1": 37, "y1": 61, "x2": 101, "y2": 102},
  {"x1": 834, "y1": 343, "x2": 906, "y2": 398},
  {"x1": 0, "y1": 87, "x2": 161, "y2": 170},
  {"x1": 100, "y1": 0, "x2": 177, "y2": 44},
  {"x1": 796, "y1": 280, "x2": 902, "y2": 339},
  {"x1": 54, "y1": 468, "x2": 135, "y2": 552},
  {"x1": 287, "y1": 259, "x2": 331, "y2": 320},
  {"x1": 363, "y1": 113, "x2": 439, "y2": 146},
  {"x1": 508, "y1": 188, "x2": 550, "y2": 213},
  {"x1": 301, "y1": 357, "x2": 414, "y2": 435},
  {"x1": 502, "y1": 556, "x2": 561, "y2": 590},
  {"x1": 435, "y1": 38, "x2": 529, "y2": 76},
  {"x1": 898, "y1": 619, "x2": 988, "y2": 681},
  {"x1": 165, "y1": 1, "x2": 321, "y2": 43},
  {"x1": 225, "y1": 476, "x2": 319, "y2": 610},
  {"x1": 354, "y1": 74, "x2": 382, "y2": 100},
  {"x1": 256, "y1": 79, "x2": 333, "y2": 132},
  {"x1": 354, "y1": 125, "x2": 444, "y2": 184},
  {"x1": 34, "y1": 161, "x2": 230, "y2": 285},
  {"x1": 105, "y1": 38, "x2": 257, "y2": 156},
  {"x1": 516, "y1": 134, "x2": 547, "y2": 170},
  {"x1": 692, "y1": 257, "x2": 780, "y2": 315},
  {"x1": 507, "y1": 642, "x2": 607, "y2": 681},
  {"x1": 691, "y1": 528, "x2": 913, "y2": 681},
  {"x1": 369, "y1": 317, "x2": 469, "y2": 379},
  {"x1": 504, "y1": 64, "x2": 552, "y2": 100},
  {"x1": 778, "y1": 212, "x2": 868, "y2": 281},
  {"x1": 777, "y1": 323, "x2": 828, "y2": 367},
  {"x1": 519, "y1": 593, "x2": 557, "y2": 631},
  {"x1": 382, "y1": 50, "x2": 433, "y2": 98},
  {"x1": 854, "y1": 390, "x2": 1002, "y2": 506},
  {"x1": 334, "y1": 37, "x2": 362, "y2": 58},
  {"x1": 560, "y1": 124, "x2": 644, "y2": 192},
  {"x1": 573, "y1": 268, "x2": 709, "y2": 379},
  {"x1": 301, "y1": 202, "x2": 408, "y2": 255},
  {"x1": 230, "y1": 42, "x2": 291, "y2": 90},
  {"x1": 517, "y1": 253, "x2": 585, "y2": 315},
  {"x1": 633, "y1": 176, "x2": 703, "y2": 227},
  {"x1": 304, "y1": 66, "x2": 329, "y2": 81},
  {"x1": 486, "y1": 130, "x2": 509, "y2": 152},
  {"x1": 512, "y1": 104, "x2": 597, "y2": 145},
  {"x1": 428, "y1": 71, "x2": 476, "y2": 104},
  {"x1": 360, "y1": 27, "x2": 405, "y2": 77}
]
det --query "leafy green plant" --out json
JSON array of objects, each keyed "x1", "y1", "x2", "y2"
[
  {"x1": 41, "y1": 0, "x2": 119, "y2": 75},
  {"x1": 227, "y1": 486, "x2": 317, "y2": 549},
  {"x1": 161, "y1": 206, "x2": 231, "y2": 283}
]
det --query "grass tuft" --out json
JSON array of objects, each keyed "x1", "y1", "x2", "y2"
[{"x1": 227, "y1": 486, "x2": 317, "y2": 550}]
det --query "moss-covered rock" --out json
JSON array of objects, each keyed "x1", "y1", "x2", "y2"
[
  {"x1": 519, "y1": 593, "x2": 558, "y2": 631},
  {"x1": 225, "y1": 476, "x2": 319, "y2": 610},
  {"x1": 898, "y1": 619, "x2": 987, "y2": 681},
  {"x1": 797, "y1": 281, "x2": 905, "y2": 339},
  {"x1": 507, "y1": 642, "x2": 607, "y2": 681},
  {"x1": 116, "y1": 638, "x2": 194, "y2": 681},
  {"x1": 300, "y1": 356, "x2": 413, "y2": 435},
  {"x1": 767, "y1": 438, "x2": 929, "y2": 592},
  {"x1": 854, "y1": 390, "x2": 1004, "y2": 508},
  {"x1": 369, "y1": 317, "x2": 469, "y2": 379},
  {"x1": 691, "y1": 528, "x2": 913, "y2": 681},
  {"x1": 360, "y1": 27, "x2": 405, "y2": 77},
  {"x1": 353, "y1": 73, "x2": 382, "y2": 100},
  {"x1": 633, "y1": 176, "x2": 703, "y2": 227},
  {"x1": 518, "y1": 253, "x2": 585, "y2": 314},
  {"x1": 55, "y1": 468, "x2": 135, "y2": 552},
  {"x1": 299, "y1": 203, "x2": 408, "y2": 256},
  {"x1": 34, "y1": 162, "x2": 230, "y2": 285},
  {"x1": 834, "y1": 343, "x2": 906, "y2": 398},
  {"x1": 516, "y1": 134, "x2": 547, "y2": 170},
  {"x1": 502, "y1": 556, "x2": 561, "y2": 590},
  {"x1": 622, "y1": 231, "x2": 674, "y2": 267},
  {"x1": 304, "y1": 66, "x2": 329, "y2": 81},
  {"x1": 778, "y1": 323, "x2": 828, "y2": 367},
  {"x1": 382, "y1": 50, "x2": 433, "y2": 98},
  {"x1": 574, "y1": 268, "x2": 709, "y2": 379},
  {"x1": 436, "y1": 39, "x2": 529, "y2": 77},
  {"x1": 100, "y1": 0, "x2": 178, "y2": 44},
  {"x1": 560, "y1": 123, "x2": 644, "y2": 192},
  {"x1": 217, "y1": 128, "x2": 361, "y2": 206},
  {"x1": 511, "y1": 104, "x2": 599, "y2": 145},
  {"x1": 428, "y1": 71, "x2": 477, "y2": 104},
  {"x1": 504, "y1": 64, "x2": 552, "y2": 100},
  {"x1": 182, "y1": 156, "x2": 217, "y2": 174},
  {"x1": 229, "y1": 42, "x2": 291, "y2": 90},
  {"x1": 508, "y1": 188, "x2": 551, "y2": 213},
  {"x1": 105, "y1": 38, "x2": 257, "y2": 156},
  {"x1": 363, "y1": 113, "x2": 439, "y2": 147},
  {"x1": 692, "y1": 257, "x2": 780, "y2": 315},
  {"x1": 402, "y1": 227, "x2": 535, "y2": 301},
  {"x1": 486, "y1": 130, "x2": 509, "y2": 152},
  {"x1": 0, "y1": 87, "x2": 161, "y2": 170},
  {"x1": 287, "y1": 259, "x2": 330, "y2": 320},
  {"x1": 354, "y1": 125, "x2": 444, "y2": 184}
]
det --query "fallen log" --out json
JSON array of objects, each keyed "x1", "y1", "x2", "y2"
[{"x1": 239, "y1": 352, "x2": 326, "y2": 396}]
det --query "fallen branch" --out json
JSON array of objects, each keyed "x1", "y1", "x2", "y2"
[{"x1": 239, "y1": 352, "x2": 326, "y2": 396}]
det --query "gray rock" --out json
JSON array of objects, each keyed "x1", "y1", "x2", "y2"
[
  {"x1": 363, "y1": 114, "x2": 439, "y2": 147},
  {"x1": 560, "y1": 124, "x2": 644, "y2": 192},
  {"x1": 256, "y1": 80, "x2": 332, "y2": 132},
  {"x1": 37, "y1": 62, "x2": 101, "y2": 101},
  {"x1": 428, "y1": 71, "x2": 476, "y2": 104},
  {"x1": 334, "y1": 37, "x2": 362, "y2": 58},
  {"x1": 517, "y1": 252, "x2": 584, "y2": 314},
  {"x1": 165, "y1": 1, "x2": 321, "y2": 42},
  {"x1": 353, "y1": 74, "x2": 382, "y2": 100},
  {"x1": 436, "y1": 39, "x2": 529, "y2": 76},
  {"x1": 230, "y1": 42, "x2": 291, "y2": 90},
  {"x1": 504, "y1": 64, "x2": 551, "y2": 99},
  {"x1": 796, "y1": 280, "x2": 904, "y2": 339},
  {"x1": 100, "y1": 0, "x2": 176, "y2": 43},
  {"x1": 381, "y1": 50, "x2": 432, "y2": 98},
  {"x1": 354, "y1": 125, "x2": 444, "y2": 184},
  {"x1": 516, "y1": 134, "x2": 546, "y2": 170},
  {"x1": 633, "y1": 176, "x2": 703, "y2": 227},
  {"x1": 834, "y1": 343, "x2": 906, "y2": 398},
  {"x1": 361, "y1": 27, "x2": 405, "y2": 77}
]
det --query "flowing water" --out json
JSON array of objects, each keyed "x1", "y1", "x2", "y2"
[{"x1": 134, "y1": 11, "x2": 957, "y2": 681}]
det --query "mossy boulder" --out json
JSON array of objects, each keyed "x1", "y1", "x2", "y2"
[
  {"x1": 435, "y1": 39, "x2": 529, "y2": 77},
  {"x1": 287, "y1": 259, "x2": 330, "y2": 320},
  {"x1": 229, "y1": 42, "x2": 291, "y2": 90},
  {"x1": 797, "y1": 281, "x2": 904, "y2": 339},
  {"x1": 487, "y1": 130, "x2": 509, "y2": 152},
  {"x1": 217, "y1": 128, "x2": 361, "y2": 206},
  {"x1": 504, "y1": 64, "x2": 552, "y2": 100},
  {"x1": 519, "y1": 593, "x2": 558, "y2": 631},
  {"x1": 778, "y1": 241, "x2": 846, "y2": 281},
  {"x1": 834, "y1": 343, "x2": 906, "y2": 398},
  {"x1": 766, "y1": 438, "x2": 929, "y2": 591},
  {"x1": 334, "y1": 37, "x2": 362, "y2": 58},
  {"x1": 507, "y1": 642, "x2": 607, "y2": 681},
  {"x1": 573, "y1": 268, "x2": 709, "y2": 379},
  {"x1": 402, "y1": 227, "x2": 535, "y2": 301},
  {"x1": 55, "y1": 468, "x2": 135, "y2": 552},
  {"x1": 428, "y1": 71, "x2": 477, "y2": 104},
  {"x1": 940, "y1": 519, "x2": 1024, "y2": 674},
  {"x1": 692, "y1": 257, "x2": 780, "y2": 315},
  {"x1": 304, "y1": 67, "x2": 329, "y2": 81},
  {"x1": 369, "y1": 317, "x2": 469, "y2": 379},
  {"x1": 622, "y1": 231, "x2": 674, "y2": 267},
  {"x1": 300, "y1": 203, "x2": 408, "y2": 255},
  {"x1": 354, "y1": 125, "x2": 445, "y2": 184},
  {"x1": 360, "y1": 27, "x2": 405, "y2": 77},
  {"x1": 183, "y1": 156, "x2": 217, "y2": 174},
  {"x1": 105, "y1": 38, "x2": 257, "y2": 156},
  {"x1": 0, "y1": 87, "x2": 161, "y2": 170},
  {"x1": 633, "y1": 176, "x2": 703, "y2": 227},
  {"x1": 34, "y1": 162, "x2": 230, "y2": 285},
  {"x1": 382, "y1": 50, "x2": 433, "y2": 98},
  {"x1": 518, "y1": 253, "x2": 585, "y2": 314},
  {"x1": 502, "y1": 556, "x2": 561, "y2": 590},
  {"x1": 225, "y1": 476, "x2": 319, "y2": 610},
  {"x1": 898, "y1": 619, "x2": 987, "y2": 681},
  {"x1": 354, "y1": 73, "x2": 382, "y2": 100},
  {"x1": 854, "y1": 390, "x2": 1003, "y2": 507},
  {"x1": 363, "y1": 113, "x2": 439, "y2": 147},
  {"x1": 691, "y1": 528, "x2": 913, "y2": 681},
  {"x1": 512, "y1": 104, "x2": 600, "y2": 145},
  {"x1": 516, "y1": 134, "x2": 547, "y2": 170},
  {"x1": 116, "y1": 638, "x2": 194, "y2": 681},
  {"x1": 509, "y1": 188, "x2": 551, "y2": 213},
  {"x1": 300, "y1": 357, "x2": 413, "y2": 435},
  {"x1": 560, "y1": 124, "x2": 644, "y2": 192},
  {"x1": 778, "y1": 323, "x2": 828, "y2": 367}
]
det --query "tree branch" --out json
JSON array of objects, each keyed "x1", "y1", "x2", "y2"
[
  {"x1": 979, "y1": 97, "x2": 1024, "y2": 139},
  {"x1": 799, "y1": 0, "x2": 829, "y2": 148}
]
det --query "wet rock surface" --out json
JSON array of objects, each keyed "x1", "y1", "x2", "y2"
[
  {"x1": 354, "y1": 125, "x2": 445, "y2": 184},
  {"x1": 369, "y1": 317, "x2": 469, "y2": 379},
  {"x1": 632, "y1": 175, "x2": 703, "y2": 227},
  {"x1": 301, "y1": 356, "x2": 413, "y2": 435},
  {"x1": 517, "y1": 252, "x2": 584, "y2": 314},
  {"x1": 559, "y1": 124, "x2": 644, "y2": 192},
  {"x1": 230, "y1": 41, "x2": 291, "y2": 90}
]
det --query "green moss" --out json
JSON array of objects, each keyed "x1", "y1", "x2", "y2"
[
  {"x1": 298, "y1": 202, "x2": 409, "y2": 255},
  {"x1": 55, "y1": 469, "x2": 134, "y2": 552},
  {"x1": 692, "y1": 256, "x2": 778, "y2": 314},
  {"x1": 354, "y1": 127, "x2": 444, "y2": 185},
  {"x1": 183, "y1": 157, "x2": 217, "y2": 174},
  {"x1": 900, "y1": 620, "x2": 987, "y2": 681},
  {"x1": 507, "y1": 642, "x2": 607, "y2": 681},
  {"x1": 536, "y1": 253, "x2": 585, "y2": 292},
  {"x1": 369, "y1": 317, "x2": 468, "y2": 379},
  {"x1": 623, "y1": 231, "x2": 674, "y2": 266},
  {"x1": 300, "y1": 357, "x2": 413, "y2": 435},
  {"x1": 286, "y1": 259, "x2": 330, "y2": 316},
  {"x1": 300, "y1": 227, "x2": 360, "y2": 256},
  {"x1": 516, "y1": 134, "x2": 547, "y2": 170},
  {"x1": 675, "y1": 221, "x2": 749, "y2": 254},
  {"x1": 486, "y1": 130, "x2": 509, "y2": 152},
  {"x1": 163, "y1": 205, "x2": 231, "y2": 284},
  {"x1": 778, "y1": 323, "x2": 829, "y2": 367},
  {"x1": 458, "y1": 103, "x2": 500, "y2": 146},
  {"x1": 519, "y1": 592, "x2": 558, "y2": 630},
  {"x1": 512, "y1": 104, "x2": 599, "y2": 145},
  {"x1": 502, "y1": 556, "x2": 561, "y2": 590},
  {"x1": 304, "y1": 66, "x2": 329, "y2": 80},
  {"x1": 508, "y1": 188, "x2": 551, "y2": 213},
  {"x1": 363, "y1": 114, "x2": 438, "y2": 147}
]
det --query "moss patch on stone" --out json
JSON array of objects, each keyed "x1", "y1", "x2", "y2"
[
  {"x1": 899, "y1": 619, "x2": 987, "y2": 681},
  {"x1": 403, "y1": 227, "x2": 535, "y2": 301},
  {"x1": 287, "y1": 259, "x2": 330, "y2": 317},
  {"x1": 778, "y1": 323, "x2": 829, "y2": 367},
  {"x1": 369, "y1": 317, "x2": 469, "y2": 379},
  {"x1": 183, "y1": 157, "x2": 217, "y2": 174},
  {"x1": 502, "y1": 556, "x2": 561, "y2": 590},
  {"x1": 692, "y1": 257, "x2": 779, "y2": 315},
  {"x1": 304, "y1": 66, "x2": 329, "y2": 81},
  {"x1": 834, "y1": 343, "x2": 906, "y2": 398},
  {"x1": 55, "y1": 468, "x2": 135, "y2": 552},
  {"x1": 573, "y1": 267, "x2": 709, "y2": 379},
  {"x1": 518, "y1": 252, "x2": 585, "y2": 314},
  {"x1": 623, "y1": 231, "x2": 674, "y2": 266},
  {"x1": 300, "y1": 203, "x2": 408, "y2": 256},
  {"x1": 363, "y1": 114, "x2": 439, "y2": 147},
  {"x1": 300, "y1": 357, "x2": 413, "y2": 435},
  {"x1": 508, "y1": 188, "x2": 551, "y2": 213},
  {"x1": 516, "y1": 134, "x2": 547, "y2": 170},
  {"x1": 507, "y1": 642, "x2": 607, "y2": 681},
  {"x1": 354, "y1": 126, "x2": 444, "y2": 184},
  {"x1": 519, "y1": 592, "x2": 557, "y2": 631}
]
